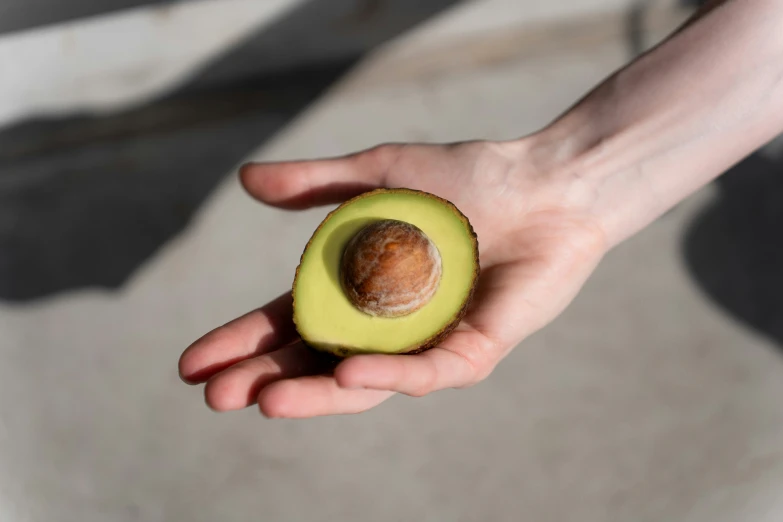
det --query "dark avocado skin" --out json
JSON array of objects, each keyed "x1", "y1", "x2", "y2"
[{"x1": 292, "y1": 188, "x2": 480, "y2": 358}]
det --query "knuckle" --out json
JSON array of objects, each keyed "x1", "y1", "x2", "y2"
[
  {"x1": 454, "y1": 341, "x2": 497, "y2": 388},
  {"x1": 459, "y1": 367, "x2": 487, "y2": 389},
  {"x1": 408, "y1": 362, "x2": 437, "y2": 397},
  {"x1": 408, "y1": 383, "x2": 432, "y2": 398},
  {"x1": 472, "y1": 363, "x2": 494, "y2": 385},
  {"x1": 362, "y1": 142, "x2": 402, "y2": 163},
  {"x1": 459, "y1": 369, "x2": 490, "y2": 390}
]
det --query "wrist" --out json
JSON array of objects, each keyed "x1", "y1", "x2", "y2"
[{"x1": 508, "y1": 117, "x2": 630, "y2": 250}]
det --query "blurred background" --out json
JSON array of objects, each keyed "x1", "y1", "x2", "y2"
[{"x1": 1, "y1": 0, "x2": 782, "y2": 520}]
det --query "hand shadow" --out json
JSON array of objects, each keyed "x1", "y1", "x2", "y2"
[{"x1": 682, "y1": 141, "x2": 783, "y2": 347}]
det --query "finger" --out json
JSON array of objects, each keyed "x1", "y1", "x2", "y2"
[
  {"x1": 179, "y1": 293, "x2": 297, "y2": 384},
  {"x1": 334, "y1": 330, "x2": 496, "y2": 397},
  {"x1": 239, "y1": 144, "x2": 400, "y2": 210},
  {"x1": 258, "y1": 375, "x2": 394, "y2": 418},
  {"x1": 204, "y1": 342, "x2": 336, "y2": 412}
]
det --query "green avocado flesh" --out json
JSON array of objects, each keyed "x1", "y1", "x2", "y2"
[{"x1": 292, "y1": 188, "x2": 479, "y2": 357}]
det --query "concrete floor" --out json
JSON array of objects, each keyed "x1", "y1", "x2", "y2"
[{"x1": 3, "y1": 2, "x2": 783, "y2": 522}]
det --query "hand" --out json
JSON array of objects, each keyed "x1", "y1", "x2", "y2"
[{"x1": 178, "y1": 140, "x2": 608, "y2": 418}]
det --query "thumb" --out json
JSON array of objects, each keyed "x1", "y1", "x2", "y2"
[{"x1": 239, "y1": 144, "x2": 400, "y2": 210}]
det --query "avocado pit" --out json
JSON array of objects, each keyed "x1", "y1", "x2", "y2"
[{"x1": 340, "y1": 219, "x2": 442, "y2": 318}]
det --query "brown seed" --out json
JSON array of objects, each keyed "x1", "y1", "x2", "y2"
[{"x1": 340, "y1": 220, "x2": 442, "y2": 318}]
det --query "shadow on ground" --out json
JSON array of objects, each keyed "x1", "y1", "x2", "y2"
[
  {"x1": 683, "y1": 143, "x2": 783, "y2": 348},
  {"x1": 0, "y1": 0, "x2": 461, "y2": 302},
  {"x1": 0, "y1": 0, "x2": 174, "y2": 35}
]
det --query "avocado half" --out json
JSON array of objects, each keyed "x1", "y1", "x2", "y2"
[{"x1": 292, "y1": 188, "x2": 479, "y2": 357}]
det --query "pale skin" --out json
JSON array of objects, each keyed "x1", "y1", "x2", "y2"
[{"x1": 178, "y1": 0, "x2": 783, "y2": 418}]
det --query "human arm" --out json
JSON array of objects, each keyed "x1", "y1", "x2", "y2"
[{"x1": 532, "y1": 0, "x2": 783, "y2": 247}]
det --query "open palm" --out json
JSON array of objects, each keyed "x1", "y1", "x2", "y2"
[{"x1": 179, "y1": 141, "x2": 608, "y2": 418}]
